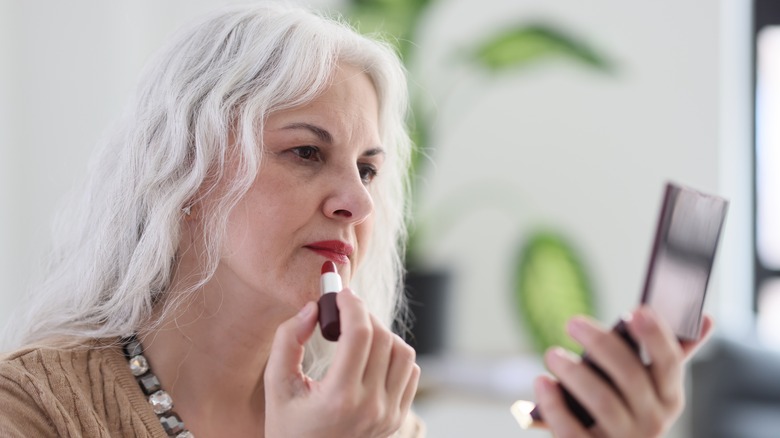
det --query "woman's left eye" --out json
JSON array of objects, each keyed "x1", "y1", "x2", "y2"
[
  {"x1": 359, "y1": 164, "x2": 378, "y2": 184},
  {"x1": 290, "y1": 146, "x2": 321, "y2": 161}
]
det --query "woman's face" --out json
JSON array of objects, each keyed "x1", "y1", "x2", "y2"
[{"x1": 214, "y1": 64, "x2": 383, "y2": 316}]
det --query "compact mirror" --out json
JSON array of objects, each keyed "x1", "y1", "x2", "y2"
[{"x1": 641, "y1": 183, "x2": 728, "y2": 340}]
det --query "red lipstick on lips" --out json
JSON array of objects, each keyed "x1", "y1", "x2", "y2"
[
  {"x1": 318, "y1": 261, "x2": 342, "y2": 341},
  {"x1": 305, "y1": 240, "x2": 353, "y2": 265}
]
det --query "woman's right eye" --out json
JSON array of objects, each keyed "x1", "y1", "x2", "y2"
[{"x1": 290, "y1": 146, "x2": 321, "y2": 161}]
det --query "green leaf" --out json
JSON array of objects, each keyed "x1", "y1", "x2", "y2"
[
  {"x1": 349, "y1": 0, "x2": 431, "y2": 13},
  {"x1": 347, "y1": 0, "x2": 428, "y2": 61},
  {"x1": 514, "y1": 231, "x2": 595, "y2": 354},
  {"x1": 470, "y1": 24, "x2": 613, "y2": 73}
]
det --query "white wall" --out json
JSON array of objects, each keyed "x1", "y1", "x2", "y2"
[
  {"x1": 0, "y1": 1, "x2": 13, "y2": 322},
  {"x1": 0, "y1": 1, "x2": 749, "y2": 437},
  {"x1": 716, "y1": 0, "x2": 754, "y2": 338},
  {"x1": 413, "y1": 0, "x2": 724, "y2": 355}
]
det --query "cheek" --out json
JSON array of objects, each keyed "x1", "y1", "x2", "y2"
[
  {"x1": 355, "y1": 214, "x2": 375, "y2": 267},
  {"x1": 221, "y1": 185, "x2": 287, "y2": 259}
]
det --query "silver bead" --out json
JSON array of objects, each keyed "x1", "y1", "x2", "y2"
[
  {"x1": 160, "y1": 412, "x2": 185, "y2": 435},
  {"x1": 149, "y1": 390, "x2": 174, "y2": 414},
  {"x1": 123, "y1": 338, "x2": 143, "y2": 357},
  {"x1": 129, "y1": 355, "x2": 149, "y2": 377},
  {"x1": 176, "y1": 431, "x2": 194, "y2": 438}
]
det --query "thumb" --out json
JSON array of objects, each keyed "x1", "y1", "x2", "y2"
[{"x1": 265, "y1": 301, "x2": 319, "y2": 397}]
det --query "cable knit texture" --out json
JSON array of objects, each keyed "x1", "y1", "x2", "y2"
[{"x1": 0, "y1": 339, "x2": 425, "y2": 437}]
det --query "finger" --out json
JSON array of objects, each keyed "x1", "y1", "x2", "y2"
[
  {"x1": 680, "y1": 314, "x2": 715, "y2": 359},
  {"x1": 385, "y1": 335, "x2": 417, "y2": 404},
  {"x1": 625, "y1": 307, "x2": 685, "y2": 405},
  {"x1": 361, "y1": 314, "x2": 394, "y2": 388},
  {"x1": 534, "y1": 375, "x2": 594, "y2": 438},
  {"x1": 566, "y1": 316, "x2": 657, "y2": 421},
  {"x1": 326, "y1": 288, "x2": 373, "y2": 387},
  {"x1": 265, "y1": 302, "x2": 319, "y2": 398},
  {"x1": 544, "y1": 347, "x2": 632, "y2": 434},
  {"x1": 398, "y1": 362, "x2": 420, "y2": 417},
  {"x1": 383, "y1": 361, "x2": 420, "y2": 438}
]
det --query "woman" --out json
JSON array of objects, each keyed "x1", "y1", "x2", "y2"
[{"x1": 0, "y1": 3, "x2": 710, "y2": 437}]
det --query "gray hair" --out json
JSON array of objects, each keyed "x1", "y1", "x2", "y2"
[{"x1": 6, "y1": 2, "x2": 411, "y2": 376}]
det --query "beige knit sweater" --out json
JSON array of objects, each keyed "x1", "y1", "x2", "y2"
[{"x1": 0, "y1": 339, "x2": 425, "y2": 437}]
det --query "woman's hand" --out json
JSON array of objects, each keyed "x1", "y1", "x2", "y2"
[
  {"x1": 264, "y1": 289, "x2": 420, "y2": 438},
  {"x1": 534, "y1": 307, "x2": 714, "y2": 438}
]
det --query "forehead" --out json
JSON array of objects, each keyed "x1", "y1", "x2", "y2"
[
  {"x1": 317, "y1": 64, "x2": 378, "y2": 112},
  {"x1": 264, "y1": 64, "x2": 380, "y2": 139}
]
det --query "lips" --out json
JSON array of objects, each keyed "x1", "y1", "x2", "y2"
[{"x1": 305, "y1": 240, "x2": 354, "y2": 265}]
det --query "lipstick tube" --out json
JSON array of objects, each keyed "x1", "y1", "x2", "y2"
[{"x1": 318, "y1": 261, "x2": 342, "y2": 341}]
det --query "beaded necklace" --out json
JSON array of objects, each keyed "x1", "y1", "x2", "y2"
[{"x1": 121, "y1": 335, "x2": 194, "y2": 438}]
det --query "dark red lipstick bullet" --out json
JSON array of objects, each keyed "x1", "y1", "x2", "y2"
[{"x1": 318, "y1": 261, "x2": 342, "y2": 341}]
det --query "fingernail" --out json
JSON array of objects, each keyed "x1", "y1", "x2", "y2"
[
  {"x1": 534, "y1": 376, "x2": 554, "y2": 395},
  {"x1": 548, "y1": 347, "x2": 580, "y2": 366},
  {"x1": 298, "y1": 302, "x2": 314, "y2": 319},
  {"x1": 633, "y1": 307, "x2": 652, "y2": 331},
  {"x1": 566, "y1": 317, "x2": 588, "y2": 339}
]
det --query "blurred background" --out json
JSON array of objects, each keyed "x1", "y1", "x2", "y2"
[{"x1": 0, "y1": 0, "x2": 775, "y2": 437}]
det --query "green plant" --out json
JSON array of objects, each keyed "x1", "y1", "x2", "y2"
[
  {"x1": 514, "y1": 232, "x2": 594, "y2": 353},
  {"x1": 345, "y1": 0, "x2": 610, "y2": 353}
]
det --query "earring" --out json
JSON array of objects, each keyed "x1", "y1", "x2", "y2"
[{"x1": 182, "y1": 206, "x2": 192, "y2": 216}]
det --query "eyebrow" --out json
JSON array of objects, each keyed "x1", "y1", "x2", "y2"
[
  {"x1": 282, "y1": 122, "x2": 385, "y2": 158},
  {"x1": 282, "y1": 122, "x2": 333, "y2": 144},
  {"x1": 362, "y1": 147, "x2": 385, "y2": 158}
]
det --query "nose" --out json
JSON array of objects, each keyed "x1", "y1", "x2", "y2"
[{"x1": 323, "y1": 170, "x2": 374, "y2": 224}]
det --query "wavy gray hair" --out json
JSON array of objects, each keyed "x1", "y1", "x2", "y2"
[{"x1": 6, "y1": 2, "x2": 411, "y2": 376}]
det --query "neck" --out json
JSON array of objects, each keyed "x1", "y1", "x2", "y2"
[{"x1": 139, "y1": 286, "x2": 283, "y2": 436}]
